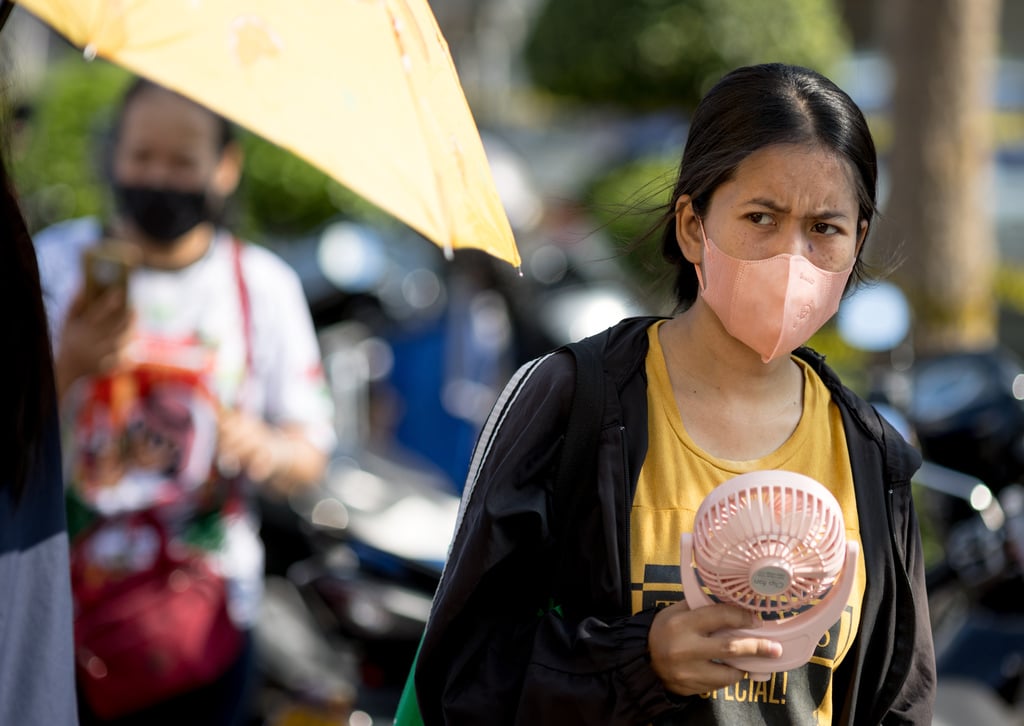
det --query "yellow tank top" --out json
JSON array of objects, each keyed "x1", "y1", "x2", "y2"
[{"x1": 632, "y1": 322, "x2": 866, "y2": 724}]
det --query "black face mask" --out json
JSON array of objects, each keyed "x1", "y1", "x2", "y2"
[{"x1": 112, "y1": 184, "x2": 211, "y2": 244}]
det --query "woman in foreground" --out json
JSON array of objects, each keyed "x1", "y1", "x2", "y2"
[{"x1": 413, "y1": 63, "x2": 935, "y2": 725}]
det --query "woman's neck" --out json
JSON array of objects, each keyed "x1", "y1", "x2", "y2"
[
  {"x1": 660, "y1": 304, "x2": 799, "y2": 397},
  {"x1": 658, "y1": 306, "x2": 806, "y2": 460}
]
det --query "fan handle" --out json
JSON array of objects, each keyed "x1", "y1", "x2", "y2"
[{"x1": 679, "y1": 535, "x2": 860, "y2": 681}]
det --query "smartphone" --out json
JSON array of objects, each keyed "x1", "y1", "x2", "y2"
[{"x1": 82, "y1": 240, "x2": 140, "y2": 304}]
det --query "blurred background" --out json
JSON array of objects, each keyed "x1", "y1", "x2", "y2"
[
  {"x1": 4, "y1": 0, "x2": 1022, "y2": 381},
  {"x1": 3, "y1": 0, "x2": 1023, "y2": 567},
  {"x1": 0, "y1": 0, "x2": 1019, "y2": 360},
  {"x1": 0, "y1": 0, "x2": 1019, "y2": 528},
  {"x1": 3, "y1": 2, "x2": 1024, "y2": 722}
]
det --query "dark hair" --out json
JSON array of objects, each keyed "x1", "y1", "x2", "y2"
[
  {"x1": 0, "y1": 121, "x2": 56, "y2": 502},
  {"x1": 658, "y1": 63, "x2": 878, "y2": 309},
  {"x1": 110, "y1": 77, "x2": 235, "y2": 158}
]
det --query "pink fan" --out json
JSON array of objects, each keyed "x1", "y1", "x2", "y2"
[{"x1": 679, "y1": 470, "x2": 858, "y2": 681}]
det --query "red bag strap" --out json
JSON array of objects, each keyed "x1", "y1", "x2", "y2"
[{"x1": 230, "y1": 236, "x2": 254, "y2": 376}]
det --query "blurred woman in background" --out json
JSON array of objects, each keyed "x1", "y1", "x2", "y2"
[{"x1": 34, "y1": 77, "x2": 336, "y2": 725}]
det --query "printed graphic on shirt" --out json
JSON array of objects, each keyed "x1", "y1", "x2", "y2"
[
  {"x1": 634, "y1": 563, "x2": 860, "y2": 724},
  {"x1": 635, "y1": 563, "x2": 684, "y2": 611},
  {"x1": 695, "y1": 610, "x2": 857, "y2": 726},
  {"x1": 42, "y1": 228, "x2": 334, "y2": 629},
  {"x1": 66, "y1": 335, "x2": 220, "y2": 515}
]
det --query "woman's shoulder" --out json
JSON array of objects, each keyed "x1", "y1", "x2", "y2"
[
  {"x1": 504, "y1": 349, "x2": 578, "y2": 409},
  {"x1": 503, "y1": 316, "x2": 661, "y2": 416},
  {"x1": 796, "y1": 347, "x2": 921, "y2": 477}
]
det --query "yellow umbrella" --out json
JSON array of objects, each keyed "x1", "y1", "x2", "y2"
[{"x1": 7, "y1": 0, "x2": 521, "y2": 268}]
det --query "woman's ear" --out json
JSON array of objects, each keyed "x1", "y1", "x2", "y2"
[
  {"x1": 674, "y1": 195, "x2": 703, "y2": 266},
  {"x1": 856, "y1": 219, "x2": 869, "y2": 257},
  {"x1": 211, "y1": 141, "x2": 244, "y2": 197}
]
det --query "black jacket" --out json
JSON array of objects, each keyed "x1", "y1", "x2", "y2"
[{"x1": 417, "y1": 317, "x2": 935, "y2": 725}]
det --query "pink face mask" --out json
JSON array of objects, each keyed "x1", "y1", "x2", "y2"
[{"x1": 695, "y1": 220, "x2": 853, "y2": 363}]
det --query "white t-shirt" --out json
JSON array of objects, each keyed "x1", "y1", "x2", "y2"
[{"x1": 35, "y1": 217, "x2": 336, "y2": 626}]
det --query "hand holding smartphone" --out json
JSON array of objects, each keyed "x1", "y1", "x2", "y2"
[
  {"x1": 55, "y1": 241, "x2": 141, "y2": 399},
  {"x1": 82, "y1": 240, "x2": 140, "y2": 304}
]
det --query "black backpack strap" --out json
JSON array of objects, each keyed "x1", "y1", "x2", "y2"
[{"x1": 549, "y1": 337, "x2": 606, "y2": 608}]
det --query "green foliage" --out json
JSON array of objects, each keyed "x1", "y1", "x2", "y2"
[
  {"x1": 12, "y1": 56, "x2": 388, "y2": 240},
  {"x1": 584, "y1": 154, "x2": 676, "y2": 296},
  {"x1": 235, "y1": 133, "x2": 389, "y2": 239},
  {"x1": 10, "y1": 56, "x2": 128, "y2": 232},
  {"x1": 524, "y1": 0, "x2": 850, "y2": 112},
  {"x1": 805, "y1": 322, "x2": 871, "y2": 394},
  {"x1": 911, "y1": 483, "x2": 945, "y2": 568}
]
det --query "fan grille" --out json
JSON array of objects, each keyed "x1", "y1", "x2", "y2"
[{"x1": 692, "y1": 473, "x2": 846, "y2": 616}]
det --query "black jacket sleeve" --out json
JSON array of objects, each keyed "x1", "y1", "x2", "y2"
[
  {"x1": 415, "y1": 352, "x2": 680, "y2": 726},
  {"x1": 882, "y1": 472, "x2": 937, "y2": 724}
]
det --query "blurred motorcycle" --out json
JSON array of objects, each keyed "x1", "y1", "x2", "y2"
[
  {"x1": 908, "y1": 346, "x2": 1024, "y2": 717},
  {"x1": 253, "y1": 319, "x2": 458, "y2": 724},
  {"x1": 837, "y1": 283, "x2": 1024, "y2": 723}
]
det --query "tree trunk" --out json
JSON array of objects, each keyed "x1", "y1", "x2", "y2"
[{"x1": 882, "y1": 0, "x2": 1001, "y2": 353}]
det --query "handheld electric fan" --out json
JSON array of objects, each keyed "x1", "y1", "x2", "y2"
[{"x1": 679, "y1": 470, "x2": 859, "y2": 681}]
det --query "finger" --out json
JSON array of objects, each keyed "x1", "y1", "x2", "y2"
[
  {"x1": 100, "y1": 300, "x2": 130, "y2": 330},
  {"x1": 218, "y1": 415, "x2": 263, "y2": 461},
  {"x1": 67, "y1": 287, "x2": 90, "y2": 318},
  {"x1": 96, "y1": 284, "x2": 128, "y2": 310},
  {"x1": 711, "y1": 632, "x2": 783, "y2": 661},
  {"x1": 661, "y1": 636, "x2": 782, "y2": 697},
  {"x1": 90, "y1": 330, "x2": 134, "y2": 374},
  {"x1": 217, "y1": 453, "x2": 242, "y2": 478},
  {"x1": 97, "y1": 342, "x2": 134, "y2": 374},
  {"x1": 114, "y1": 327, "x2": 136, "y2": 356},
  {"x1": 662, "y1": 604, "x2": 782, "y2": 658},
  {"x1": 112, "y1": 308, "x2": 136, "y2": 336},
  {"x1": 96, "y1": 352, "x2": 117, "y2": 374},
  {"x1": 218, "y1": 410, "x2": 249, "y2": 440},
  {"x1": 667, "y1": 661, "x2": 749, "y2": 697},
  {"x1": 217, "y1": 420, "x2": 244, "y2": 454},
  {"x1": 685, "y1": 603, "x2": 761, "y2": 633},
  {"x1": 82, "y1": 288, "x2": 129, "y2": 328}
]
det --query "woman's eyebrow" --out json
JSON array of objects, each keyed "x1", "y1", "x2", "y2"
[
  {"x1": 741, "y1": 197, "x2": 850, "y2": 220},
  {"x1": 812, "y1": 209, "x2": 851, "y2": 221},
  {"x1": 741, "y1": 197, "x2": 789, "y2": 213}
]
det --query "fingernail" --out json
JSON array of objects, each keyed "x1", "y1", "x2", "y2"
[{"x1": 769, "y1": 642, "x2": 783, "y2": 658}]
